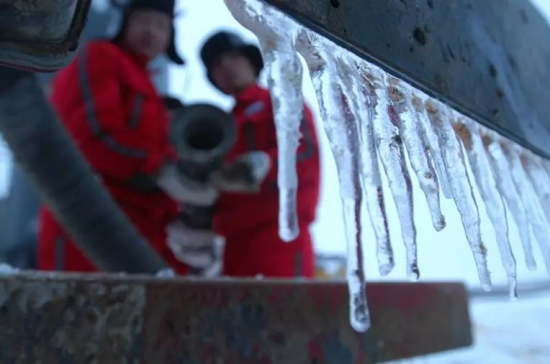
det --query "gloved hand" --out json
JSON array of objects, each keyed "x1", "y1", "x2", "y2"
[
  {"x1": 166, "y1": 220, "x2": 224, "y2": 277},
  {"x1": 211, "y1": 151, "x2": 271, "y2": 193},
  {"x1": 156, "y1": 164, "x2": 219, "y2": 206}
]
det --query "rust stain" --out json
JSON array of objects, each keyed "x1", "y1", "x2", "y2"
[
  {"x1": 453, "y1": 118, "x2": 474, "y2": 151},
  {"x1": 0, "y1": 273, "x2": 145, "y2": 363}
]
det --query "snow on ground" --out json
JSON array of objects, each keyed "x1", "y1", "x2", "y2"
[{"x1": 391, "y1": 293, "x2": 550, "y2": 364}]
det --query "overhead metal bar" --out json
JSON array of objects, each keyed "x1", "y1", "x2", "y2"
[
  {"x1": 262, "y1": 0, "x2": 550, "y2": 159},
  {"x1": 0, "y1": 273, "x2": 472, "y2": 363}
]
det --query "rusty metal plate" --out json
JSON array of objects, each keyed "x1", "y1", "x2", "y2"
[
  {"x1": 262, "y1": 0, "x2": 550, "y2": 159},
  {"x1": 0, "y1": 273, "x2": 472, "y2": 363}
]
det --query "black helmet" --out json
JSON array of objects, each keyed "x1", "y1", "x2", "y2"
[
  {"x1": 200, "y1": 31, "x2": 263, "y2": 90},
  {"x1": 113, "y1": 0, "x2": 185, "y2": 65}
]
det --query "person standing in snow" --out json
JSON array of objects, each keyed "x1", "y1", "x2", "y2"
[
  {"x1": 197, "y1": 30, "x2": 321, "y2": 278},
  {"x1": 37, "y1": 0, "x2": 218, "y2": 274}
]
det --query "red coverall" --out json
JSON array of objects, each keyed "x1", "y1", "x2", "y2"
[
  {"x1": 215, "y1": 84, "x2": 321, "y2": 278},
  {"x1": 37, "y1": 40, "x2": 189, "y2": 274}
]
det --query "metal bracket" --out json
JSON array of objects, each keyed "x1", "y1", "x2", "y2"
[
  {"x1": 262, "y1": 0, "x2": 550, "y2": 159},
  {"x1": 0, "y1": 273, "x2": 472, "y2": 363}
]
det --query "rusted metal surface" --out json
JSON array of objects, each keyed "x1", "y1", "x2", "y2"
[
  {"x1": 0, "y1": 273, "x2": 472, "y2": 363},
  {"x1": 262, "y1": 0, "x2": 550, "y2": 159}
]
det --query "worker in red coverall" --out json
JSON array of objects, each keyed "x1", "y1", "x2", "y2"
[
  {"x1": 37, "y1": 0, "x2": 215, "y2": 274},
  {"x1": 195, "y1": 31, "x2": 321, "y2": 278}
]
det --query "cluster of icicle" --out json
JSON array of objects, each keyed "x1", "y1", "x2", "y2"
[{"x1": 224, "y1": 0, "x2": 550, "y2": 332}]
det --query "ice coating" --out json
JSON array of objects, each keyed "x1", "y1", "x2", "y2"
[
  {"x1": 411, "y1": 97, "x2": 453, "y2": 200},
  {"x1": 482, "y1": 132, "x2": 538, "y2": 271},
  {"x1": 353, "y1": 63, "x2": 394, "y2": 276},
  {"x1": 224, "y1": 0, "x2": 302, "y2": 242},
  {"x1": 368, "y1": 71, "x2": 419, "y2": 281},
  {"x1": 521, "y1": 151, "x2": 550, "y2": 226},
  {"x1": 425, "y1": 102, "x2": 491, "y2": 290},
  {"x1": 453, "y1": 118, "x2": 517, "y2": 298},
  {"x1": 224, "y1": 0, "x2": 550, "y2": 331},
  {"x1": 295, "y1": 31, "x2": 370, "y2": 332},
  {"x1": 500, "y1": 141, "x2": 550, "y2": 274},
  {"x1": 334, "y1": 51, "x2": 394, "y2": 277},
  {"x1": 387, "y1": 78, "x2": 446, "y2": 232}
]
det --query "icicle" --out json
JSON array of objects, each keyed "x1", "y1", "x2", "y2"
[
  {"x1": 411, "y1": 96, "x2": 453, "y2": 200},
  {"x1": 481, "y1": 132, "x2": 537, "y2": 271},
  {"x1": 387, "y1": 78, "x2": 445, "y2": 232},
  {"x1": 224, "y1": 0, "x2": 302, "y2": 242},
  {"x1": 425, "y1": 101, "x2": 491, "y2": 290},
  {"x1": 330, "y1": 54, "x2": 394, "y2": 276},
  {"x1": 453, "y1": 117, "x2": 517, "y2": 299},
  {"x1": 353, "y1": 63, "x2": 395, "y2": 276},
  {"x1": 296, "y1": 31, "x2": 370, "y2": 332},
  {"x1": 500, "y1": 141, "x2": 550, "y2": 274},
  {"x1": 367, "y1": 70, "x2": 419, "y2": 281},
  {"x1": 521, "y1": 151, "x2": 550, "y2": 225}
]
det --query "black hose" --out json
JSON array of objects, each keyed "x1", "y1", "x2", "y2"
[{"x1": 0, "y1": 69, "x2": 168, "y2": 274}]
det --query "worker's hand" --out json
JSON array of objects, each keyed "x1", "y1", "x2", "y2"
[
  {"x1": 156, "y1": 164, "x2": 219, "y2": 205},
  {"x1": 166, "y1": 220, "x2": 223, "y2": 276},
  {"x1": 211, "y1": 151, "x2": 271, "y2": 193}
]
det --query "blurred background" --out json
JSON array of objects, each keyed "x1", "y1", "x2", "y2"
[{"x1": 0, "y1": 0, "x2": 549, "y2": 362}]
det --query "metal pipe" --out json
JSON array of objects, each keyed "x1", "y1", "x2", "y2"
[{"x1": 170, "y1": 103, "x2": 236, "y2": 230}]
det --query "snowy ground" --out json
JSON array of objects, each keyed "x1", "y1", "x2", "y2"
[{"x1": 390, "y1": 293, "x2": 550, "y2": 364}]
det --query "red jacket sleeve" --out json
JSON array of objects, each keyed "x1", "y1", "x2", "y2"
[
  {"x1": 57, "y1": 42, "x2": 167, "y2": 181},
  {"x1": 214, "y1": 100, "x2": 321, "y2": 236}
]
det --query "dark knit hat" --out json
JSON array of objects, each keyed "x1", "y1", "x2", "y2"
[
  {"x1": 113, "y1": 0, "x2": 185, "y2": 65},
  {"x1": 200, "y1": 31, "x2": 263, "y2": 91}
]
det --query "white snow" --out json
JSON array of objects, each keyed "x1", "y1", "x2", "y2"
[
  {"x1": 389, "y1": 293, "x2": 550, "y2": 364},
  {"x1": 0, "y1": 263, "x2": 19, "y2": 275}
]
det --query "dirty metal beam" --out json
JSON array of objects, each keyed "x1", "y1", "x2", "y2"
[
  {"x1": 262, "y1": 0, "x2": 550, "y2": 159},
  {"x1": 0, "y1": 273, "x2": 471, "y2": 363}
]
